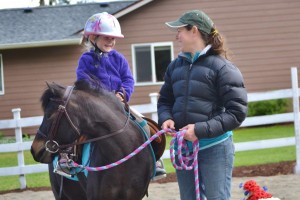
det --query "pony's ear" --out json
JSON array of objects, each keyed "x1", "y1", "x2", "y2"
[
  {"x1": 46, "y1": 81, "x2": 50, "y2": 89},
  {"x1": 45, "y1": 81, "x2": 51, "y2": 90},
  {"x1": 45, "y1": 81, "x2": 56, "y2": 96},
  {"x1": 45, "y1": 81, "x2": 65, "y2": 97}
]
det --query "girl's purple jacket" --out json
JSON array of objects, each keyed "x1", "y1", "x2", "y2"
[{"x1": 76, "y1": 50, "x2": 134, "y2": 101}]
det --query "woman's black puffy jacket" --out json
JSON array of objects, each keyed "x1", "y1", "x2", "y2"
[{"x1": 158, "y1": 51, "x2": 248, "y2": 139}]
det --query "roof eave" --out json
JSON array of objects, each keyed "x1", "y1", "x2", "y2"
[
  {"x1": 77, "y1": 0, "x2": 154, "y2": 37},
  {"x1": 0, "y1": 38, "x2": 82, "y2": 50},
  {"x1": 114, "y1": 0, "x2": 153, "y2": 18}
]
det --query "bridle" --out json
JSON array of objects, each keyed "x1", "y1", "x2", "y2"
[{"x1": 38, "y1": 85, "x2": 130, "y2": 155}]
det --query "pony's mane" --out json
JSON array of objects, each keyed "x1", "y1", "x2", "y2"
[
  {"x1": 74, "y1": 73, "x2": 108, "y2": 94},
  {"x1": 40, "y1": 80, "x2": 123, "y2": 112},
  {"x1": 74, "y1": 80, "x2": 124, "y2": 112},
  {"x1": 74, "y1": 80, "x2": 108, "y2": 97}
]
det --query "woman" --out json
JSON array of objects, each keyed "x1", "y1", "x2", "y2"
[{"x1": 158, "y1": 10, "x2": 248, "y2": 199}]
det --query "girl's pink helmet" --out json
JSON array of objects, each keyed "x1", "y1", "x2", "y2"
[{"x1": 84, "y1": 12, "x2": 124, "y2": 38}]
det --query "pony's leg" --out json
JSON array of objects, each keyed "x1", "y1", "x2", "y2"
[
  {"x1": 61, "y1": 177, "x2": 87, "y2": 200},
  {"x1": 48, "y1": 164, "x2": 65, "y2": 200}
]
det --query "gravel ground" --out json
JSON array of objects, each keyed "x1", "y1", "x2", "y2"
[{"x1": 0, "y1": 174, "x2": 299, "y2": 200}]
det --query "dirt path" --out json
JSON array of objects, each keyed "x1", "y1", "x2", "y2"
[{"x1": 1, "y1": 174, "x2": 299, "y2": 200}]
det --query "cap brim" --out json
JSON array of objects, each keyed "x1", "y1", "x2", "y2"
[{"x1": 165, "y1": 20, "x2": 188, "y2": 28}]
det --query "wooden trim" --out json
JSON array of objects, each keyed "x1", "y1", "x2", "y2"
[
  {"x1": 114, "y1": 0, "x2": 154, "y2": 18},
  {"x1": 0, "y1": 38, "x2": 81, "y2": 50}
]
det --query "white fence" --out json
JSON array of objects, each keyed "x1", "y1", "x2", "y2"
[{"x1": 1, "y1": 67, "x2": 300, "y2": 189}]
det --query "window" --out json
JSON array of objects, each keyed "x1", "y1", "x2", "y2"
[
  {"x1": 132, "y1": 42, "x2": 173, "y2": 85},
  {"x1": 0, "y1": 54, "x2": 3, "y2": 95}
]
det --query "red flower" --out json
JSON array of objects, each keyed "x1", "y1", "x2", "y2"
[
  {"x1": 242, "y1": 180, "x2": 273, "y2": 200},
  {"x1": 244, "y1": 180, "x2": 259, "y2": 192}
]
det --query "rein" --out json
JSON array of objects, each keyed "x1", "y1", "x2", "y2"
[
  {"x1": 59, "y1": 111, "x2": 130, "y2": 149},
  {"x1": 69, "y1": 129, "x2": 166, "y2": 171},
  {"x1": 65, "y1": 87, "x2": 131, "y2": 148},
  {"x1": 40, "y1": 86, "x2": 131, "y2": 153},
  {"x1": 44, "y1": 86, "x2": 80, "y2": 153}
]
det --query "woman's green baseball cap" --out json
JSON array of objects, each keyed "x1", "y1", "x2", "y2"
[{"x1": 165, "y1": 10, "x2": 214, "y2": 34}]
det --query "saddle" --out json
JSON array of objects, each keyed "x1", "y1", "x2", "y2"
[
  {"x1": 142, "y1": 117, "x2": 166, "y2": 161},
  {"x1": 121, "y1": 92, "x2": 166, "y2": 161}
]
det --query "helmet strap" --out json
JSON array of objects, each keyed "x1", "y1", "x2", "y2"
[
  {"x1": 91, "y1": 41, "x2": 103, "y2": 55},
  {"x1": 90, "y1": 36, "x2": 103, "y2": 56}
]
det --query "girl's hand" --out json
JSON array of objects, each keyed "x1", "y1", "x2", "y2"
[
  {"x1": 161, "y1": 119, "x2": 176, "y2": 136},
  {"x1": 115, "y1": 93, "x2": 124, "y2": 102},
  {"x1": 180, "y1": 124, "x2": 198, "y2": 142}
]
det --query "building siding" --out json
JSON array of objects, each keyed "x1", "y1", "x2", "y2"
[
  {"x1": 1, "y1": 0, "x2": 300, "y2": 135},
  {"x1": 1, "y1": 46, "x2": 80, "y2": 117},
  {"x1": 0, "y1": 46, "x2": 81, "y2": 135},
  {"x1": 117, "y1": 0, "x2": 300, "y2": 100}
]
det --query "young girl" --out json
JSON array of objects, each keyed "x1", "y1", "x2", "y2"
[
  {"x1": 76, "y1": 12, "x2": 134, "y2": 101},
  {"x1": 76, "y1": 12, "x2": 166, "y2": 180}
]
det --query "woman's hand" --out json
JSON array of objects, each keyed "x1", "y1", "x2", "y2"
[
  {"x1": 180, "y1": 124, "x2": 198, "y2": 142},
  {"x1": 161, "y1": 119, "x2": 176, "y2": 136}
]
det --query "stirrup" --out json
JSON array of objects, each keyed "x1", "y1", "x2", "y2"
[
  {"x1": 53, "y1": 153, "x2": 74, "y2": 178},
  {"x1": 151, "y1": 159, "x2": 167, "y2": 181},
  {"x1": 152, "y1": 173, "x2": 167, "y2": 181}
]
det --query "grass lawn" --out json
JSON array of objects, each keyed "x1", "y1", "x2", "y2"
[
  {"x1": 0, "y1": 124, "x2": 297, "y2": 192},
  {"x1": 164, "y1": 124, "x2": 296, "y2": 172}
]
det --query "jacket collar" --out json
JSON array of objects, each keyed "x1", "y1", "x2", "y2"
[{"x1": 179, "y1": 44, "x2": 212, "y2": 63}]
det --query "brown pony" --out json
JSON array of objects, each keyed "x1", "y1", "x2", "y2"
[{"x1": 31, "y1": 81, "x2": 157, "y2": 200}]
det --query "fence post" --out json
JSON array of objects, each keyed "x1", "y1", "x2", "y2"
[
  {"x1": 291, "y1": 67, "x2": 300, "y2": 174},
  {"x1": 12, "y1": 108, "x2": 27, "y2": 189},
  {"x1": 149, "y1": 93, "x2": 159, "y2": 122}
]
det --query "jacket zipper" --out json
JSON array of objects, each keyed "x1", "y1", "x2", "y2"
[{"x1": 183, "y1": 63, "x2": 193, "y2": 125}]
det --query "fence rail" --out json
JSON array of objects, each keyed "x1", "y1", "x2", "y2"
[{"x1": 1, "y1": 67, "x2": 300, "y2": 189}]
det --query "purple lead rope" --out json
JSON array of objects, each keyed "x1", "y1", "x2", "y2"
[
  {"x1": 71, "y1": 129, "x2": 166, "y2": 171},
  {"x1": 170, "y1": 129, "x2": 200, "y2": 200},
  {"x1": 70, "y1": 128, "x2": 200, "y2": 200}
]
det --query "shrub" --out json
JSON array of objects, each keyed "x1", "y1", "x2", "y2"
[{"x1": 247, "y1": 99, "x2": 289, "y2": 117}]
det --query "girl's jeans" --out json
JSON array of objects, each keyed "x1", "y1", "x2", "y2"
[{"x1": 176, "y1": 137, "x2": 234, "y2": 200}]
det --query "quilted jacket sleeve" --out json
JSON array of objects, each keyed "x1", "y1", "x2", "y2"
[{"x1": 194, "y1": 63, "x2": 248, "y2": 139}]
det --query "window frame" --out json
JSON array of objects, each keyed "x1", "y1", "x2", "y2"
[
  {"x1": 131, "y1": 42, "x2": 174, "y2": 86},
  {"x1": 0, "y1": 54, "x2": 4, "y2": 95}
]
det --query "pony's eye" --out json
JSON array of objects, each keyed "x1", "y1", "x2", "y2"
[
  {"x1": 46, "y1": 113, "x2": 53, "y2": 119},
  {"x1": 45, "y1": 112, "x2": 53, "y2": 120},
  {"x1": 45, "y1": 105, "x2": 57, "y2": 120}
]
